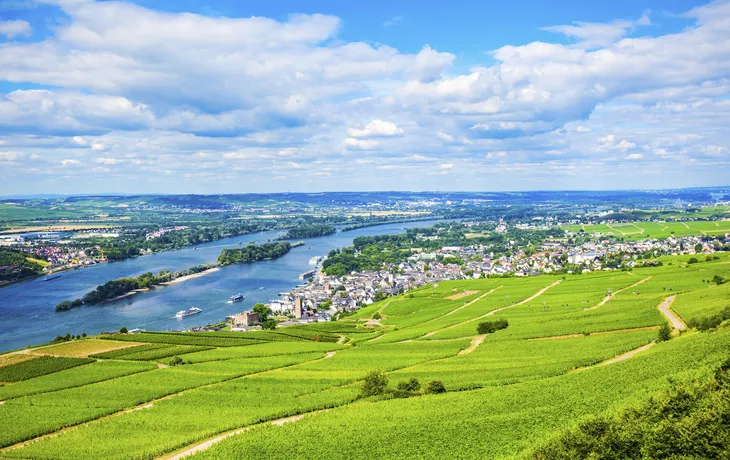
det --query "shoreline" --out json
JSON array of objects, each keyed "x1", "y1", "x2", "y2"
[{"x1": 162, "y1": 267, "x2": 221, "y2": 285}]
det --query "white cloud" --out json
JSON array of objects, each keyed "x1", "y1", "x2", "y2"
[
  {"x1": 61, "y1": 158, "x2": 82, "y2": 167},
  {"x1": 347, "y1": 120, "x2": 404, "y2": 138},
  {"x1": 436, "y1": 131, "x2": 454, "y2": 143},
  {"x1": 383, "y1": 16, "x2": 403, "y2": 27},
  {"x1": 575, "y1": 125, "x2": 591, "y2": 133},
  {"x1": 344, "y1": 138, "x2": 379, "y2": 150},
  {"x1": 0, "y1": 20, "x2": 31, "y2": 38},
  {"x1": 626, "y1": 153, "x2": 643, "y2": 160},
  {"x1": 0, "y1": 151, "x2": 29, "y2": 162},
  {"x1": 287, "y1": 161, "x2": 304, "y2": 169},
  {"x1": 439, "y1": 163, "x2": 454, "y2": 169}
]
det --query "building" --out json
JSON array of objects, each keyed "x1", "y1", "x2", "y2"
[{"x1": 231, "y1": 311, "x2": 259, "y2": 330}]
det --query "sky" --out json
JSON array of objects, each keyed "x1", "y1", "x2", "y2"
[{"x1": 0, "y1": 0, "x2": 729, "y2": 195}]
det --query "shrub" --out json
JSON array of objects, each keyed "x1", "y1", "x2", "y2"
[
  {"x1": 397, "y1": 378, "x2": 421, "y2": 392},
  {"x1": 425, "y1": 380, "x2": 446, "y2": 394},
  {"x1": 657, "y1": 324, "x2": 672, "y2": 342},
  {"x1": 477, "y1": 319, "x2": 509, "y2": 335},
  {"x1": 361, "y1": 370, "x2": 388, "y2": 397},
  {"x1": 687, "y1": 307, "x2": 730, "y2": 331},
  {"x1": 119, "y1": 326, "x2": 128, "y2": 334},
  {"x1": 373, "y1": 312, "x2": 382, "y2": 320},
  {"x1": 688, "y1": 257, "x2": 699, "y2": 264}
]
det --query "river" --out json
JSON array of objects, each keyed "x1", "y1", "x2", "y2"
[{"x1": 0, "y1": 220, "x2": 443, "y2": 352}]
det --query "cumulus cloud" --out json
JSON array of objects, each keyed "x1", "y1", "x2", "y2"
[
  {"x1": 344, "y1": 138, "x2": 379, "y2": 150},
  {"x1": 0, "y1": 20, "x2": 31, "y2": 38},
  {"x1": 347, "y1": 120, "x2": 404, "y2": 138},
  {"x1": 0, "y1": 0, "x2": 729, "y2": 193}
]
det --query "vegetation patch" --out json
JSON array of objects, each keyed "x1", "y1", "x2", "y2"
[{"x1": 0, "y1": 356, "x2": 93, "y2": 383}]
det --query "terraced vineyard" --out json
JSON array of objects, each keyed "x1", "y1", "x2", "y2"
[
  {"x1": 562, "y1": 219, "x2": 730, "y2": 239},
  {"x1": 1, "y1": 252, "x2": 729, "y2": 459}
]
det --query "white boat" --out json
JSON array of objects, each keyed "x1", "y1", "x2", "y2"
[
  {"x1": 227, "y1": 293, "x2": 244, "y2": 303},
  {"x1": 309, "y1": 256, "x2": 322, "y2": 265},
  {"x1": 176, "y1": 307, "x2": 202, "y2": 318}
]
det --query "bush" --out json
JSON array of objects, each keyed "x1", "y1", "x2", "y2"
[
  {"x1": 657, "y1": 324, "x2": 672, "y2": 342},
  {"x1": 119, "y1": 326, "x2": 128, "y2": 334},
  {"x1": 372, "y1": 312, "x2": 382, "y2": 320},
  {"x1": 397, "y1": 378, "x2": 421, "y2": 392},
  {"x1": 361, "y1": 370, "x2": 388, "y2": 397},
  {"x1": 688, "y1": 257, "x2": 699, "y2": 264},
  {"x1": 425, "y1": 380, "x2": 446, "y2": 394},
  {"x1": 687, "y1": 306, "x2": 730, "y2": 331},
  {"x1": 477, "y1": 319, "x2": 509, "y2": 335}
]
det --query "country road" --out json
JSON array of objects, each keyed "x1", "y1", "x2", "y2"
[{"x1": 658, "y1": 296, "x2": 686, "y2": 330}]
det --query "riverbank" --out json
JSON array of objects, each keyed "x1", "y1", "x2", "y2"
[{"x1": 162, "y1": 267, "x2": 220, "y2": 285}]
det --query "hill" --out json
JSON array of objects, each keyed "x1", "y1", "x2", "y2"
[{"x1": 0, "y1": 252, "x2": 729, "y2": 458}]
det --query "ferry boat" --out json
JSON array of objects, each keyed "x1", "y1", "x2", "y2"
[
  {"x1": 227, "y1": 293, "x2": 244, "y2": 303},
  {"x1": 43, "y1": 274, "x2": 62, "y2": 282},
  {"x1": 176, "y1": 307, "x2": 202, "y2": 318}
]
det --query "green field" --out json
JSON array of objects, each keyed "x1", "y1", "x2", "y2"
[
  {"x1": 1, "y1": 252, "x2": 729, "y2": 458},
  {"x1": 563, "y1": 219, "x2": 730, "y2": 239}
]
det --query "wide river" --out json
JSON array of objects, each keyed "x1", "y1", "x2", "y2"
[{"x1": 0, "y1": 220, "x2": 442, "y2": 352}]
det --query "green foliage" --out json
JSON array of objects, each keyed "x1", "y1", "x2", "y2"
[
  {"x1": 396, "y1": 378, "x2": 421, "y2": 392},
  {"x1": 0, "y1": 356, "x2": 93, "y2": 382},
  {"x1": 253, "y1": 303, "x2": 271, "y2": 322},
  {"x1": 424, "y1": 380, "x2": 446, "y2": 394},
  {"x1": 688, "y1": 257, "x2": 699, "y2": 264},
  {"x1": 361, "y1": 370, "x2": 388, "y2": 397},
  {"x1": 687, "y1": 306, "x2": 730, "y2": 331},
  {"x1": 277, "y1": 224, "x2": 336, "y2": 240},
  {"x1": 55, "y1": 299, "x2": 83, "y2": 311},
  {"x1": 476, "y1": 319, "x2": 509, "y2": 334},
  {"x1": 531, "y1": 360, "x2": 730, "y2": 459},
  {"x1": 119, "y1": 326, "x2": 128, "y2": 334},
  {"x1": 0, "y1": 250, "x2": 44, "y2": 281},
  {"x1": 657, "y1": 324, "x2": 672, "y2": 342},
  {"x1": 217, "y1": 242, "x2": 291, "y2": 265},
  {"x1": 261, "y1": 319, "x2": 278, "y2": 330}
]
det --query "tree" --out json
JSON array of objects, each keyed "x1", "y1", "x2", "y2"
[
  {"x1": 361, "y1": 370, "x2": 388, "y2": 397},
  {"x1": 252, "y1": 303, "x2": 271, "y2": 322},
  {"x1": 425, "y1": 380, "x2": 446, "y2": 394},
  {"x1": 119, "y1": 326, "x2": 128, "y2": 334},
  {"x1": 261, "y1": 319, "x2": 277, "y2": 330},
  {"x1": 695, "y1": 243, "x2": 703, "y2": 253},
  {"x1": 712, "y1": 275, "x2": 725, "y2": 285},
  {"x1": 397, "y1": 378, "x2": 421, "y2": 392},
  {"x1": 657, "y1": 324, "x2": 672, "y2": 342}
]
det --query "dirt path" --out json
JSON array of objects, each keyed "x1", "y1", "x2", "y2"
[
  {"x1": 458, "y1": 335, "x2": 486, "y2": 355},
  {"x1": 572, "y1": 342, "x2": 656, "y2": 373},
  {"x1": 443, "y1": 287, "x2": 502, "y2": 317},
  {"x1": 336, "y1": 335, "x2": 346, "y2": 344},
  {"x1": 584, "y1": 276, "x2": 652, "y2": 310},
  {"x1": 161, "y1": 410, "x2": 329, "y2": 459},
  {"x1": 528, "y1": 325, "x2": 661, "y2": 341},
  {"x1": 423, "y1": 280, "x2": 562, "y2": 338},
  {"x1": 157, "y1": 363, "x2": 169, "y2": 369},
  {"x1": 445, "y1": 290, "x2": 480, "y2": 300},
  {"x1": 658, "y1": 296, "x2": 686, "y2": 331}
]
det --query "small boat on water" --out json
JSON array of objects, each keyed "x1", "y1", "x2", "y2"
[
  {"x1": 43, "y1": 274, "x2": 62, "y2": 282},
  {"x1": 176, "y1": 307, "x2": 202, "y2": 318},
  {"x1": 227, "y1": 293, "x2": 244, "y2": 303}
]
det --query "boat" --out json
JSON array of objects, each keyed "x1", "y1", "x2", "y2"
[
  {"x1": 227, "y1": 293, "x2": 244, "y2": 303},
  {"x1": 309, "y1": 256, "x2": 322, "y2": 265},
  {"x1": 176, "y1": 307, "x2": 202, "y2": 318},
  {"x1": 43, "y1": 274, "x2": 62, "y2": 282}
]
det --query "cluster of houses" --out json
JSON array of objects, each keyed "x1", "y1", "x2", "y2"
[
  {"x1": 144, "y1": 225, "x2": 189, "y2": 241},
  {"x1": 248, "y1": 232, "x2": 728, "y2": 323}
]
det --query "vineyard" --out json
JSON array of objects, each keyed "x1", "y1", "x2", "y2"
[{"x1": 0, "y1": 252, "x2": 729, "y2": 458}]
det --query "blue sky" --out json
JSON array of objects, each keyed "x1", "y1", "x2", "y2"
[{"x1": 0, "y1": 0, "x2": 728, "y2": 194}]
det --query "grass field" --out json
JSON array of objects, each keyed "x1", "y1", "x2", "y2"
[
  {"x1": 0, "y1": 253, "x2": 729, "y2": 458},
  {"x1": 562, "y1": 219, "x2": 730, "y2": 240}
]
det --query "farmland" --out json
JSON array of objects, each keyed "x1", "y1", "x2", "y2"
[
  {"x1": 0, "y1": 252, "x2": 729, "y2": 458},
  {"x1": 562, "y1": 219, "x2": 730, "y2": 239}
]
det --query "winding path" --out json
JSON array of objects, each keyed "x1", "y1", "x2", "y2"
[
  {"x1": 584, "y1": 276, "x2": 652, "y2": 311},
  {"x1": 458, "y1": 335, "x2": 486, "y2": 356},
  {"x1": 658, "y1": 296, "x2": 686, "y2": 331}
]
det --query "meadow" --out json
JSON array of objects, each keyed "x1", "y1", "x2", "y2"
[{"x1": 0, "y1": 251, "x2": 729, "y2": 458}]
